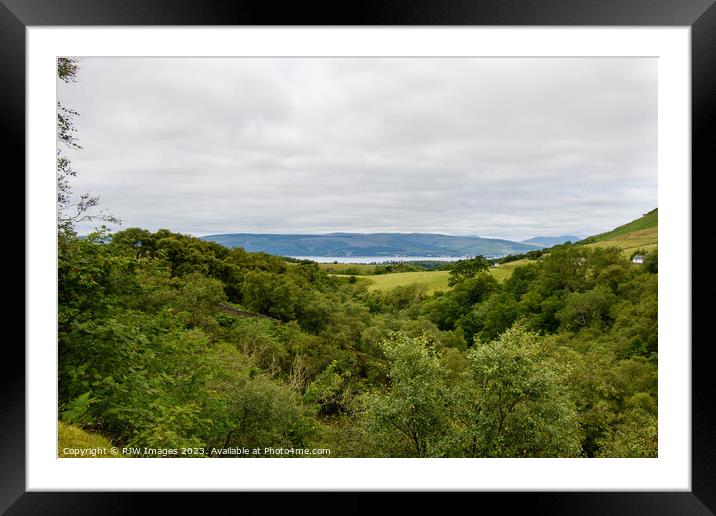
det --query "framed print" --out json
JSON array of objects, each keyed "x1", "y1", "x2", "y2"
[{"x1": 4, "y1": 0, "x2": 712, "y2": 513}]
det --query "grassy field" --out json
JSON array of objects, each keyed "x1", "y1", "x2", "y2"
[
  {"x1": 583, "y1": 226, "x2": 658, "y2": 255},
  {"x1": 365, "y1": 270, "x2": 451, "y2": 294},
  {"x1": 489, "y1": 259, "x2": 531, "y2": 282},
  {"x1": 331, "y1": 258, "x2": 533, "y2": 293}
]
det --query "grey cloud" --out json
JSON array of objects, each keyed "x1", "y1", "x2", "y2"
[{"x1": 58, "y1": 57, "x2": 656, "y2": 242}]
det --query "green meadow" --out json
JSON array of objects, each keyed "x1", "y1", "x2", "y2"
[
  {"x1": 579, "y1": 209, "x2": 658, "y2": 255},
  {"x1": 366, "y1": 270, "x2": 451, "y2": 294},
  {"x1": 330, "y1": 258, "x2": 533, "y2": 293},
  {"x1": 583, "y1": 226, "x2": 658, "y2": 255}
]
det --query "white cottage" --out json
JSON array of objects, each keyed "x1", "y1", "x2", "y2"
[{"x1": 632, "y1": 255, "x2": 645, "y2": 264}]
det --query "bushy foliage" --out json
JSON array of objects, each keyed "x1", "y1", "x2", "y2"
[
  {"x1": 59, "y1": 228, "x2": 657, "y2": 458},
  {"x1": 449, "y1": 326, "x2": 582, "y2": 457},
  {"x1": 357, "y1": 327, "x2": 582, "y2": 457},
  {"x1": 359, "y1": 333, "x2": 450, "y2": 456},
  {"x1": 447, "y1": 256, "x2": 490, "y2": 286}
]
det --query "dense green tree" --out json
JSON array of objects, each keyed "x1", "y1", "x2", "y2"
[
  {"x1": 360, "y1": 333, "x2": 450, "y2": 456},
  {"x1": 169, "y1": 272, "x2": 227, "y2": 331},
  {"x1": 448, "y1": 326, "x2": 582, "y2": 457},
  {"x1": 539, "y1": 247, "x2": 591, "y2": 293},
  {"x1": 447, "y1": 256, "x2": 490, "y2": 286},
  {"x1": 502, "y1": 263, "x2": 539, "y2": 299},
  {"x1": 609, "y1": 297, "x2": 658, "y2": 358},
  {"x1": 452, "y1": 272, "x2": 499, "y2": 307},
  {"x1": 420, "y1": 293, "x2": 463, "y2": 330},
  {"x1": 471, "y1": 292, "x2": 520, "y2": 343},
  {"x1": 596, "y1": 393, "x2": 657, "y2": 458},
  {"x1": 556, "y1": 285, "x2": 617, "y2": 331},
  {"x1": 644, "y1": 250, "x2": 658, "y2": 273}
]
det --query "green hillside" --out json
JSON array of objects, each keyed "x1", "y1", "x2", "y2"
[
  {"x1": 584, "y1": 227, "x2": 657, "y2": 254},
  {"x1": 577, "y1": 209, "x2": 658, "y2": 255},
  {"x1": 580, "y1": 209, "x2": 657, "y2": 244}
]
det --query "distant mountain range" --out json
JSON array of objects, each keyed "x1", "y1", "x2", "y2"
[{"x1": 199, "y1": 232, "x2": 579, "y2": 258}]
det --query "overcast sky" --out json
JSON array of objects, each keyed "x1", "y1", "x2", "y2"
[{"x1": 58, "y1": 57, "x2": 657, "y2": 241}]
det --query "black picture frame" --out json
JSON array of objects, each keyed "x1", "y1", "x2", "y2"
[{"x1": 4, "y1": 1, "x2": 711, "y2": 513}]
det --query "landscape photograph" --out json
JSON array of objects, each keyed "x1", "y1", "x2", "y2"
[{"x1": 57, "y1": 56, "x2": 657, "y2": 459}]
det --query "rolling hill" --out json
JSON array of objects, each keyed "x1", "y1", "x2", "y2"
[
  {"x1": 200, "y1": 232, "x2": 545, "y2": 258},
  {"x1": 578, "y1": 209, "x2": 658, "y2": 254}
]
